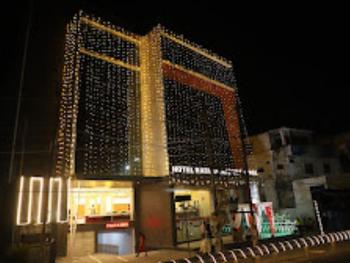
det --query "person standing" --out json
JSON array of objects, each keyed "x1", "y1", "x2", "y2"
[
  {"x1": 199, "y1": 219, "x2": 212, "y2": 254},
  {"x1": 135, "y1": 232, "x2": 147, "y2": 257}
]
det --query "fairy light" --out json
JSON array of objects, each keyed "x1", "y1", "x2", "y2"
[
  {"x1": 159, "y1": 27, "x2": 247, "y2": 185},
  {"x1": 140, "y1": 26, "x2": 169, "y2": 177},
  {"x1": 55, "y1": 10, "x2": 250, "y2": 189},
  {"x1": 56, "y1": 11, "x2": 142, "y2": 178}
]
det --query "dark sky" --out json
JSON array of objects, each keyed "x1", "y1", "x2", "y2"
[{"x1": 2, "y1": 1, "x2": 350, "y2": 136}]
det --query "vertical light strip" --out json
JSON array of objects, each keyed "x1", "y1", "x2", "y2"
[
  {"x1": 140, "y1": 27, "x2": 169, "y2": 177},
  {"x1": 56, "y1": 178, "x2": 63, "y2": 222},
  {"x1": 36, "y1": 177, "x2": 44, "y2": 224},
  {"x1": 64, "y1": 177, "x2": 71, "y2": 223},
  {"x1": 47, "y1": 178, "x2": 54, "y2": 223},
  {"x1": 16, "y1": 176, "x2": 28, "y2": 225},
  {"x1": 27, "y1": 177, "x2": 34, "y2": 224}
]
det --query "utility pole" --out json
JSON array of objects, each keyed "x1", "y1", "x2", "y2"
[
  {"x1": 8, "y1": 0, "x2": 33, "y2": 184},
  {"x1": 9, "y1": 0, "x2": 34, "y2": 248}
]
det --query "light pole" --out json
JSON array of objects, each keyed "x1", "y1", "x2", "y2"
[{"x1": 9, "y1": 0, "x2": 34, "y2": 247}]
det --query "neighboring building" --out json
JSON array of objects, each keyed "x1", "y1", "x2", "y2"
[
  {"x1": 310, "y1": 133, "x2": 350, "y2": 233},
  {"x1": 248, "y1": 127, "x2": 341, "y2": 220},
  {"x1": 14, "y1": 11, "x2": 252, "y2": 258},
  {"x1": 320, "y1": 132, "x2": 350, "y2": 188}
]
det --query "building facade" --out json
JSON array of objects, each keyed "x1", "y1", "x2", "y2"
[
  {"x1": 14, "y1": 11, "x2": 253, "y2": 258},
  {"x1": 248, "y1": 127, "x2": 341, "y2": 221}
]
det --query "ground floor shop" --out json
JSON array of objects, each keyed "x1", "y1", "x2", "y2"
[
  {"x1": 15, "y1": 176, "x2": 279, "y2": 258},
  {"x1": 174, "y1": 189, "x2": 213, "y2": 242},
  {"x1": 67, "y1": 180, "x2": 135, "y2": 256}
]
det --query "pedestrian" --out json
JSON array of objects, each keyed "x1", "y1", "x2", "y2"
[
  {"x1": 135, "y1": 232, "x2": 147, "y2": 257},
  {"x1": 199, "y1": 219, "x2": 212, "y2": 254}
]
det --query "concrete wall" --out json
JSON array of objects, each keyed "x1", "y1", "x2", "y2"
[
  {"x1": 67, "y1": 231, "x2": 95, "y2": 257},
  {"x1": 249, "y1": 129, "x2": 342, "y2": 210},
  {"x1": 293, "y1": 176, "x2": 326, "y2": 220},
  {"x1": 52, "y1": 223, "x2": 68, "y2": 257}
]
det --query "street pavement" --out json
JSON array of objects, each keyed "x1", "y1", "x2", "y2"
[
  {"x1": 57, "y1": 241, "x2": 350, "y2": 263},
  {"x1": 57, "y1": 249, "x2": 192, "y2": 263},
  {"x1": 240, "y1": 241, "x2": 350, "y2": 263}
]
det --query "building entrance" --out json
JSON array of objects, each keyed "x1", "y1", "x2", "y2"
[{"x1": 174, "y1": 189, "x2": 213, "y2": 243}]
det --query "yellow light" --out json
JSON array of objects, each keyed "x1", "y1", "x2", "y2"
[
  {"x1": 47, "y1": 177, "x2": 68, "y2": 223},
  {"x1": 46, "y1": 178, "x2": 54, "y2": 223},
  {"x1": 56, "y1": 178, "x2": 63, "y2": 223},
  {"x1": 79, "y1": 48, "x2": 140, "y2": 72},
  {"x1": 16, "y1": 176, "x2": 29, "y2": 225},
  {"x1": 80, "y1": 17, "x2": 140, "y2": 45},
  {"x1": 28, "y1": 177, "x2": 44, "y2": 224},
  {"x1": 65, "y1": 178, "x2": 71, "y2": 223},
  {"x1": 160, "y1": 31, "x2": 232, "y2": 68},
  {"x1": 162, "y1": 60, "x2": 234, "y2": 91}
]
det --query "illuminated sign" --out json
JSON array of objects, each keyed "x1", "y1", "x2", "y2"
[
  {"x1": 105, "y1": 221, "x2": 129, "y2": 229},
  {"x1": 171, "y1": 166, "x2": 258, "y2": 176}
]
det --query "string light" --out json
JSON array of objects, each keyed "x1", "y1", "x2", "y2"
[
  {"x1": 55, "y1": 11, "x2": 250, "y2": 187},
  {"x1": 56, "y1": 11, "x2": 142, "y2": 178}
]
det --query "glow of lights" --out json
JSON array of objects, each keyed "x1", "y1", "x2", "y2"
[
  {"x1": 27, "y1": 177, "x2": 44, "y2": 224},
  {"x1": 160, "y1": 31, "x2": 232, "y2": 68},
  {"x1": 57, "y1": 10, "x2": 251, "y2": 188},
  {"x1": 66, "y1": 177, "x2": 71, "y2": 223},
  {"x1": 106, "y1": 196, "x2": 112, "y2": 212},
  {"x1": 162, "y1": 60, "x2": 233, "y2": 91},
  {"x1": 16, "y1": 176, "x2": 28, "y2": 225},
  {"x1": 47, "y1": 177, "x2": 63, "y2": 223}
]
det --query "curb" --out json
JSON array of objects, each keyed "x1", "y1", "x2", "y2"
[{"x1": 159, "y1": 230, "x2": 350, "y2": 263}]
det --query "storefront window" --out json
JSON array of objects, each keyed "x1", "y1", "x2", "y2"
[
  {"x1": 174, "y1": 189, "x2": 213, "y2": 243},
  {"x1": 71, "y1": 183, "x2": 134, "y2": 224}
]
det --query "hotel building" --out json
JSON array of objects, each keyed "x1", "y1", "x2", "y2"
[{"x1": 15, "y1": 11, "x2": 255, "y2": 257}]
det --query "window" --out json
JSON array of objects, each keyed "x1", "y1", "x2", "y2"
[
  {"x1": 257, "y1": 167, "x2": 265, "y2": 173},
  {"x1": 277, "y1": 164, "x2": 284, "y2": 170},
  {"x1": 305, "y1": 163, "x2": 314, "y2": 174},
  {"x1": 323, "y1": 163, "x2": 331, "y2": 174}
]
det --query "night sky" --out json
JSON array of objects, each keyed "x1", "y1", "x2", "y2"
[{"x1": 2, "y1": 1, "x2": 350, "y2": 137}]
